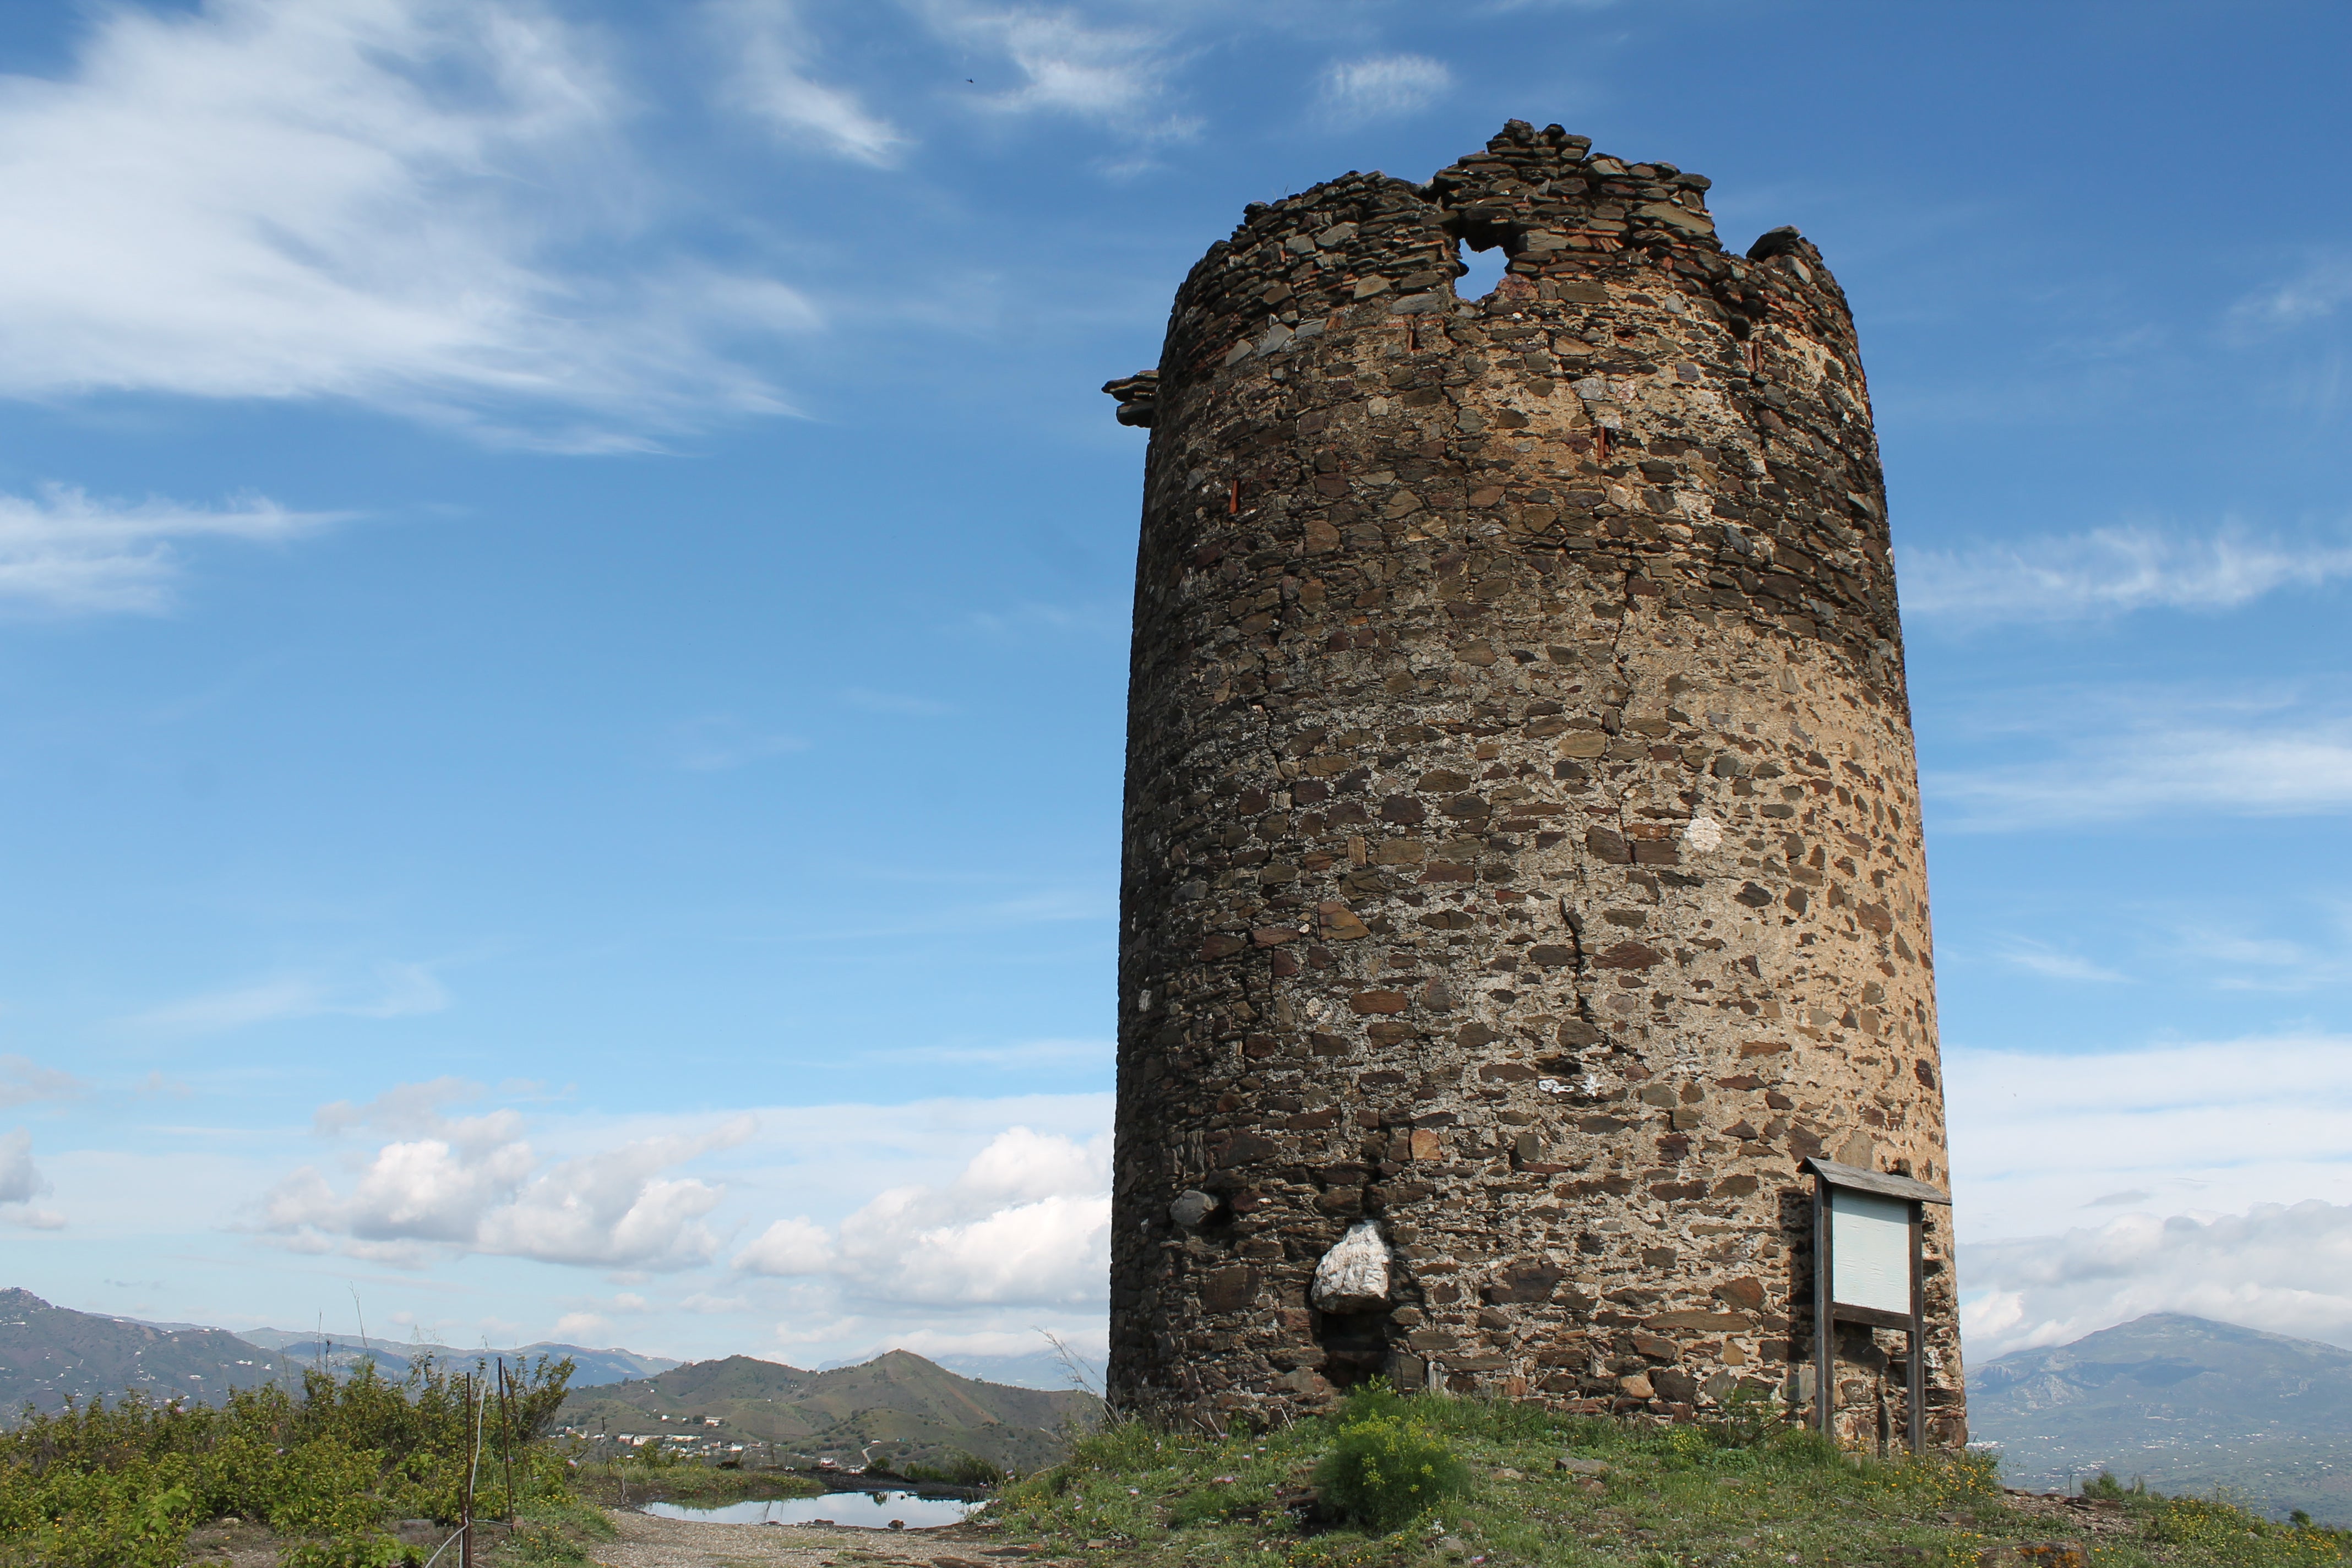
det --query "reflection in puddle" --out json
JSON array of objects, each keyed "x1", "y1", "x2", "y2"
[{"x1": 645, "y1": 1490, "x2": 981, "y2": 1529}]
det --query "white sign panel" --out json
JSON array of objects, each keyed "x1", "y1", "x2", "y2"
[{"x1": 1829, "y1": 1188, "x2": 1912, "y2": 1315}]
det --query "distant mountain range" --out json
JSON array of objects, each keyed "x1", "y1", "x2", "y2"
[
  {"x1": 0, "y1": 1288, "x2": 674, "y2": 1424},
  {"x1": 557, "y1": 1349, "x2": 1099, "y2": 1476},
  {"x1": 1970, "y1": 1313, "x2": 2352, "y2": 1524},
  {"x1": 1, "y1": 1288, "x2": 303, "y2": 1416},
  {"x1": 1, "y1": 1287, "x2": 1094, "y2": 1473},
  {"x1": 232, "y1": 1326, "x2": 676, "y2": 1389}
]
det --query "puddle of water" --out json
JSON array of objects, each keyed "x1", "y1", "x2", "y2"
[{"x1": 645, "y1": 1490, "x2": 981, "y2": 1529}]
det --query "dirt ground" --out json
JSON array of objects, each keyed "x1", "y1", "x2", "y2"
[{"x1": 588, "y1": 1511, "x2": 1048, "y2": 1568}]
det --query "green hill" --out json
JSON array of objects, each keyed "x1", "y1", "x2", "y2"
[
  {"x1": 557, "y1": 1348, "x2": 1098, "y2": 1475},
  {"x1": 1970, "y1": 1312, "x2": 2352, "y2": 1523},
  {"x1": 0, "y1": 1288, "x2": 302, "y2": 1420}
]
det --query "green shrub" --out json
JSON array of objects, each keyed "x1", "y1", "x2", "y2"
[
  {"x1": 1311, "y1": 1412, "x2": 1469, "y2": 1532},
  {"x1": 0, "y1": 1354, "x2": 579, "y2": 1567}
]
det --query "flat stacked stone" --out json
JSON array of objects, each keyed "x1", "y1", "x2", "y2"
[{"x1": 1107, "y1": 120, "x2": 1963, "y2": 1453}]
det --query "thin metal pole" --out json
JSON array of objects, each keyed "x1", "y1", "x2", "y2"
[{"x1": 461, "y1": 1373, "x2": 482, "y2": 1568}]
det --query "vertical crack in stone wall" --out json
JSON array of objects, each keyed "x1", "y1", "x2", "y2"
[{"x1": 1107, "y1": 119, "x2": 1964, "y2": 1450}]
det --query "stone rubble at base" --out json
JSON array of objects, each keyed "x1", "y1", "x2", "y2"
[{"x1": 1107, "y1": 120, "x2": 1964, "y2": 1451}]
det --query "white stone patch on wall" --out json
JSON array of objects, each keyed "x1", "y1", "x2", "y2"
[{"x1": 1311, "y1": 1220, "x2": 1392, "y2": 1314}]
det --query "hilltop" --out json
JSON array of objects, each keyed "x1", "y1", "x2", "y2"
[
  {"x1": 1970, "y1": 1312, "x2": 2352, "y2": 1523},
  {"x1": 558, "y1": 1348, "x2": 1099, "y2": 1475},
  {"x1": 0, "y1": 1287, "x2": 674, "y2": 1425},
  {"x1": 0, "y1": 1288, "x2": 301, "y2": 1418}
]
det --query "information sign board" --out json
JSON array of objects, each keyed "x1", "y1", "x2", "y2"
[
  {"x1": 1804, "y1": 1157, "x2": 1952, "y2": 1455},
  {"x1": 1829, "y1": 1188, "x2": 1914, "y2": 1315}
]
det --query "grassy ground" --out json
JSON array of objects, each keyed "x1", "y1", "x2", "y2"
[{"x1": 978, "y1": 1390, "x2": 2352, "y2": 1568}]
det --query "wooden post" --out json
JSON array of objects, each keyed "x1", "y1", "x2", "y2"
[
  {"x1": 499, "y1": 1359, "x2": 516, "y2": 1524},
  {"x1": 1807, "y1": 1161, "x2": 1949, "y2": 1456},
  {"x1": 1908, "y1": 1202, "x2": 1927, "y2": 1454},
  {"x1": 1812, "y1": 1177, "x2": 1831, "y2": 1438}
]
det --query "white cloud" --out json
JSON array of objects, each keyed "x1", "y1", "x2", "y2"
[
  {"x1": 553, "y1": 1311, "x2": 611, "y2": 1341},
  {"x1": 736, "y1": 1125, "x2": 1109, "y2": 1308},
  {"x1": 736, "y1": 1215, "x2": 835, "y2": 1276},
  {"x1": 709, "y1": 0, "x2": 909, "y2": 164},
  {"x1": 1900, "y1": 524, "x2": 2352, "y2": 625},
  {"x1": 0, "y1": 1128, "x2": 49, "y2": 1204},
  {"x1": 476, "y1": 1126, "x2": 752, "y2": 1269},
  {"x1": 1945, "y1": 1034, "x2": 2352, "y2": 1243},
  {"x1": 0, "y1": 1055, "x2": 85, "y2": 1109},
  {"x1": 130, "y1": 962, "x2": 449, "y2": 1036},
  {"x1": 0, "y1": 1128, "x2": 65, "y2": 1229},
  {"x1": 1962, "y1": 1200, "x2": 2352, "y2": 1361},
  {"x1": 0, "y1": 484, "x2": 342, "y2": 616},
  {"x1": 1316, "y1": 54, "x2": 1451, "y2": 123},
  {"x1": 266, "y1": 1080, "x2": 754, "y2": 1271},
  {"x1": 0, "y1": 0, "x2": 807, "y2": 445}
]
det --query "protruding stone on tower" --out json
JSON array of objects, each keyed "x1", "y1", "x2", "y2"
[{"x1": 1108, "y1": 121, "x2": 1964, "y2": 1451}]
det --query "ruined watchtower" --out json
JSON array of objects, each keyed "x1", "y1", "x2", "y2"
[{"x1": 1106, "y1": 122, "x2": 1963, "y2": 1450}]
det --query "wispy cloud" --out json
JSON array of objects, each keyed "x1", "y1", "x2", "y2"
[
  {"x1": 673, "y1": 714, "x2": 809, "y2": 771},
  {"x1": 1315, "y1": 54, "x2": 1452, "y2": 124},
  {"x1": 0, "y1": 0, "x2": 809, "y2": 446},
  {"x1": 129, "y1": 963, "x2": 449, "y2": 1037},
  {"x1": 924, "y1": 3, "x2": 1193, "y2": 141},
  {"x1": 0, "y1": 1056, "x2": 87, "y2": 1109},
  {"x1": 963, "y1": 600, "x2": 1120, "y2": 638},
  {"x1": 840, "y1": 687, "x2": 952, "y2": 718},
  {"x1": 709, "y1": 0, "x2": 909, "y2": 165},
  {"x1": 2228, "y1": 254, "x2": 2352, "y2": 336},
  {"x1": 880, "y1": 1037, "x2": 1110, "y2": 1069},
  {"x1": 2171, "y1": 906, "x2": 2352, "y2": 994},
  {"x1": 1927, "y1": 687, "x2": 2352, "y2": 830},
  {"x1": 1900, "y1": 524, "x2": 2352, "y2": 625},
  {"x1": 1998, "y1": 942, "x2": 2128, "y2": 983},
  {"x1": 0, "y1": 483, "x2": 341, "y2": 615}
]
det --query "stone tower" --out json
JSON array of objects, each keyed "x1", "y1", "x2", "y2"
[{"x1": 1106, "y1": 121, "x2": 1963, "y2": 1450}]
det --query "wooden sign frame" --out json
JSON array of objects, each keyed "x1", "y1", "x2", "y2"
[{"x1": 1803, "y1": 1157, "x2": 1951, "y2": 1453}]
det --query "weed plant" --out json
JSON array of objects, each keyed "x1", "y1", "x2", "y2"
[
  {"x1": 0, "y1": 1355, "x2": 576, "y2": 1568},
  {"x1": 1314, "y1": 1387, "x2": 1471, "y2": 1531},
  {"x1": 902, "y1": 1451, "x2": 1010, "y2": 1489},
  {"x1": 985, "y1": 1386, "x2": 2352, "y2": 1568}
]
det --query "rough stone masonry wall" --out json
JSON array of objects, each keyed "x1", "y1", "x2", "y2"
[{"x1": 1108, "y1": 121, "x2": 1964, "y2": 1452}]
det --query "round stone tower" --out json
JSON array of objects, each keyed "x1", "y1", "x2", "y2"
[{"x1": 1106, "y1": 121, "x2": 1963, "y2": 1451}]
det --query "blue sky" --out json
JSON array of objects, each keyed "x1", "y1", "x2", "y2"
[{"x1": 2, "y1": 0, "x2": 2349, "y2": 1379}]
